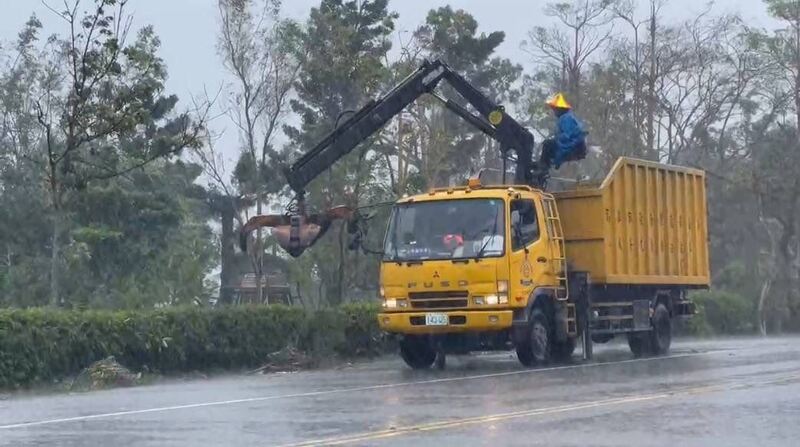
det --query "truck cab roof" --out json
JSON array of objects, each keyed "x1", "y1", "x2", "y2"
[{"x1": 397, "y1": 183, "x2": 542, "y2": 204}]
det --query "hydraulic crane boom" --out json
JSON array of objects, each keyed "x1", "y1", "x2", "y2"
[
  {"x1": 242, "y1": 59, "x2": 541, "y2": 257},
  {"x1": 284, "y1": 59, "x2": 538, "y2": 194}
]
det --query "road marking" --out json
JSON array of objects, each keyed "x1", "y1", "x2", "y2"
[
  {"x1": 0, "y1": 351, "x2": 706, "y2": 430},
  {"x1": 276, "y1": 373, "x2": 800, "y2": 447}
]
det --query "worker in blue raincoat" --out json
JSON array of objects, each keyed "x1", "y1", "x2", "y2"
[{"x1": 539, "y1": 93, "x2": 587, "y2": 170}]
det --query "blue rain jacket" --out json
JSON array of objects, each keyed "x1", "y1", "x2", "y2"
[{"x1": 553, "y1": 110, "x2": 587, "y2": 168}]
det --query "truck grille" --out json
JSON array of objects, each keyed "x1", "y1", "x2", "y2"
[{"x1": 409, "y1": 291, "x2": 469, "y2": 309}]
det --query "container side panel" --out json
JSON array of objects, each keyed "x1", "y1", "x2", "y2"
[
  {"x1": 555, "y1": 157, "x2": 710, "y2": 286},
  {"x1": 647, "y1": 166, "x2": 656, "y2": 275},
  {"x1": 700, "y1": 175, "x2": 710, "y2": 280},
  {"x1": 664, "y1": 171, "x2": 675, "y2": 276},
  {"x1": 637, "y1": 164, "x2": 646, "y2": 276},
  {"x1": 686, "y1": 173, "x2": 695, "y2": 276},
  {"x1": 564, "y1": 240, "x2": 606, "y2": 282},
  {"x1": 623, "y1": 164, "x2": 632, "y2": 276},
  {"x1": 657, "y1": 169, "x2": 665, "y2": 276},
  {"x1": 693, "y1": 175, "x2": 703, "y2": 278},
  {"x1": 558, "y1": 195, "x2": 604, "y2": 240},
  {"x1": 669, "y1": 170, "x2": 677, "y2": 276},
  {"x1": 675, "y1": 172, "x2": 688, "y2": 276},
  {"x1": 685, "y1": 174, "x2": 692, "y2": 275},
  {"x1": 613, "y1": 169, "x2": 623, "y2": 276},
  {"x1": 628, "y1": 165, "x2": 644, "y2": 275},
  {"x1": 681, "y1": 174, "x2": 688, "y2": 276}
]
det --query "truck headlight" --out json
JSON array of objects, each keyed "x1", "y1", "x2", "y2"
[
  {"x1": 485, "y1": 294, "x2": 499, "y2": 305},
  {"x1": 382, "y1": 298, "x2": 407, "y2": 309}
]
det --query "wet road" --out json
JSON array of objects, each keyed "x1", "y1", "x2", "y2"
[{"x1": 2, "y1": 337, "x2": 799, "y2": 446}]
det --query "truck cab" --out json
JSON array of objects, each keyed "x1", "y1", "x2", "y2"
[{"x1": 378, "y1": 179, "x2": 578, "y2": 368}]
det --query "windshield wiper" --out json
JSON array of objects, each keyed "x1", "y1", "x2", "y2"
[{"x1": 475, "y1": 206, "x2": 501, "y2": 261}]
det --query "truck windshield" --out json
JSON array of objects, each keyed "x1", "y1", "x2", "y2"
[{"x1": 383, "y1": 198, "x2": 505, "y2": 262}]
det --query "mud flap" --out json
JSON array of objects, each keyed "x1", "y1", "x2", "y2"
[{"x1": 633, "y1": 299, "x2": 651, "y2": 331}]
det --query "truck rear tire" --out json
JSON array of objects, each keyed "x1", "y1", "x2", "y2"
[
  {"x1": 649, "y1": 303, "x2": 672, "y2": 355},
  {"x1": 627, "y1": 303, "x2": 672, "y2": 357},
  {"x1": 399, "y1": 335, "x2": 436, "y2": 369},
  {"x1": 516, "y1": 309, "x2": 551, "y2": 367},
  {"x1": 627, "y1": 333, "x2": 650, "y2": 358}
]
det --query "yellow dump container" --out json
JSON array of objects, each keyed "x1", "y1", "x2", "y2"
[{"x1": 553, "y1": 157, "x2": 710, "y2": 286}]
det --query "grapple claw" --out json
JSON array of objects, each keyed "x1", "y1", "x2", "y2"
[{"x1": 239, "y1": 203, "x2": 356, "y2": 257}]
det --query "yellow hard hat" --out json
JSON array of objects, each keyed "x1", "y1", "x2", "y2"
[{"x1": 546, "y1": 93, "x2": 571, "y2": 109}]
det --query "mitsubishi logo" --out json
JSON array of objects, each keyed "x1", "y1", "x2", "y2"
[{"x1": 433, "y1": 271, "x2": 440, "y2": 278}]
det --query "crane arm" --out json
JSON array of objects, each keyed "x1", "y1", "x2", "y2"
[{"x1": 283, "y1": 59, "x2": 539, "y2": 194}]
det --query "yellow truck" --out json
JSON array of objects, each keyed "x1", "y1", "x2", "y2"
[
  {"x1": 377, "y1": 157, "x2": 709, "y2": 368},
  {"x1": 240, "y1": 60, "x2": 710, "y2": 369}
]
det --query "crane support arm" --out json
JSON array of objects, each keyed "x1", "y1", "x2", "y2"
[
  {"x1": 283, "y1": 59, "x2": 539, "y2": 194},
  {"x1": 284, "y1": 61, "x2": 448, "y2": 193}
]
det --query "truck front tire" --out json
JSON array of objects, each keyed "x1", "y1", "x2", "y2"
[
  {"x1": 399, "y1": 335, "x2": 436, "y2": 369},
  {"x1": 552, "y1": 338, "x2": 576, "y2": 362},
  {"x1": 627, "y1": 333, "x2": 649, "y2": 358},
  {"x1": 516, "y1": 309, "x2": 551, "y2": 367}
]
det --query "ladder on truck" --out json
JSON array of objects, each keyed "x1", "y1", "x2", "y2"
[
  {"x1": 541, "y1": 194, "x2": 568, "y2": 299},
  {"x1": 542, "y1": 194, "x2": 579, "y2": 340}
]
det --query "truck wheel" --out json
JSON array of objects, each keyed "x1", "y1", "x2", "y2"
[
  {"x1": 552, "y1": 338, "x2": 576, "y2": 362},
  {"x1": 399, "y1": 335, "x2": 436, "y2": 369},
  {"x1": 516, "y1": 309, "x2": 551, "y2": 367},
  {"x1": 627, "y1": 333, "x2": 650, "y2": 358},
  {"x1": 649, "y1": 303, "x2": 672, "y2": 355},
  {"x1": 591, "y1": 333, "x2": 614, "y2": 344}
]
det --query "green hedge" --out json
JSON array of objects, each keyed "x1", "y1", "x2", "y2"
[
  {"x1": 0, "y1": 303, "x2": 387, "y2": 389},
  {"x1": 687, "y1": 290, "x2": 756, "y2": 335}
]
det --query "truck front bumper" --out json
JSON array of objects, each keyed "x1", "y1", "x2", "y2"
[{"x1": 378, "y1": 310, "x2": 514, "y2": 334}]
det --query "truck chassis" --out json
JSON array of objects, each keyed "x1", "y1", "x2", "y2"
[{"x1": 399, "y1": 271, "x2": 697, "y2": 369}]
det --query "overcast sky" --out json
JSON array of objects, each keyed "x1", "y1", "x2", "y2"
[{"x1": 0, "y1": 0, "x2": 778, "y2": 176}]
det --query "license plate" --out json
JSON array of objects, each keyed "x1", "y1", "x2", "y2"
[{"x1": 425, "y1": 313, "x2": 448, "y2": 326}]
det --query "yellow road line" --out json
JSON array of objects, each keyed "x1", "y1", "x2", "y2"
[{"x1": 277, "y1": 373, "x2": 800, "y2": 447}]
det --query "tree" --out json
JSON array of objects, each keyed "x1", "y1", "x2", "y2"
[
  {"x1": 610, "y1": 0, "x2": 666, "y2": 158},
  {"x1": 64, "y1": 160, "x2": 216, "y2": 308},
  {"x1": 0, "y1": 17, "x2": 54, "y2": 303},
  {"x1": 523, "y1": 0, "x2": 617, "y2": 111},
  {"x1": 741, "y1": 0, "x2": 800, "y2": 333},
  {"x1": 761, "y1": 0, "x2": 800, "y2": 130},
  {"x1": 30, "y1": 0, "x2": 204, "y2": 305}
]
